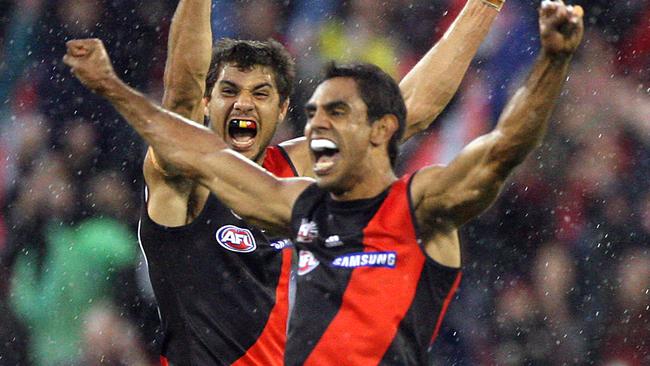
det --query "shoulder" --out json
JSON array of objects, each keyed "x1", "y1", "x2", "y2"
[
  {"x1": 409, "y1": 164, "x2": 448, "y2": 200},
  {"x1": 263, "y1": 145, "x2": 299, "y2": 178},
  {"x1": 278, "y1": 137, "x2": 313, "y2": 177},
  {"x1": 143, "y1": 157, "x2": 201, "y2": 227}
]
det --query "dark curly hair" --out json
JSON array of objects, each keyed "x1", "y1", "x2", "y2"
[{"x1": 205, "y1": 38, "x2": 295, "y2": 105}]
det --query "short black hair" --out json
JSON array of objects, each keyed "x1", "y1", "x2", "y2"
[
  {"x1": 322, "y1": 62, "x2": 406, "y2": 167},
  {"x1": 205, "y1": 38, "x2": 295, "y2": 104}
]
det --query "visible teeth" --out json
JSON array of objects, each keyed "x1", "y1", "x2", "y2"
[
  {"x1": 230, "y1": 119, "x2": 257, "y2": 130},
  {"x1": 310, "y1": 139, "x2": 338, "y2": 152},
  {"x1": 314, "y1": 160, "x2": 335, "y2": 171}
]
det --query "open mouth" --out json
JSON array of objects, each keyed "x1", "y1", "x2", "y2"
[
  {"x1": 228, "y1": 119, "x2": 258, "y2": 150},
  {"x1": 310, "y1": 138, "x2": 340, "y2": 175}
]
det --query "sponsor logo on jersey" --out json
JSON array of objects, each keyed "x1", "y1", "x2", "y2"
[
  {"x1": 298, "y1": 250, "x2": 320, "y2": 275},
  {"x1": 324, "y1": 235, "x2": 344, "y2": 248},
  {"x1": 297, "y1": 219, "x2": 319, "y2": 243},
  {"x1": 270, "y1": 239, "x2": 293, "y2": 250},
  {"x1": 216, "y1": 225, "x2": 257, "y2": 253},
  {"x1": 331, "y1": 251, "x2": 397, "y2": 269}
]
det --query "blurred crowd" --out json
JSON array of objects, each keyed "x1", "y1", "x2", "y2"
[{"x1": 0, "y1": 0, "x2": 648, "y2": 365}]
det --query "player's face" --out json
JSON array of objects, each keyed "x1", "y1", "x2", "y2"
[
  {"x1": 208, "y1": 63, "x2": 288, "y2": 163},
  {"x1": 304, "y1": 77, "x2": 374, "y2": 193}
]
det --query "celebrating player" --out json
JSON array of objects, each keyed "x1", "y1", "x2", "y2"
[
  {"x1": 139, "y1": 0, "x2": 504, "y2": 364},
  {"x1": 64, "y1": 0, "x2": 583, "y2": 363},
  {"x1": 65, "y1": 0, "x2": 582, "y2": 360}
]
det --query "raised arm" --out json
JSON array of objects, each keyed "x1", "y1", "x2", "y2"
[
  {"x1": 282, "y1": 0, "x2": 503, "y2": 175},
  {"x1": 400, "y1": 0, "x2": 504, "y2": 141},
  {"x1": 148, "y1": 0, "x2": 212, "y2": 174},
  {"x1": 162, "y1": 0, "x2": 212, "y2": 120},
  {"x1": 412, "y1": 1, "x2": 584, "y2": 229},
  {"x1": 143, "y1": 0, "x2": 212, "y2": 226},
  {"x1": 64, "y1": 39, "x2": 311, "y2": 233}
]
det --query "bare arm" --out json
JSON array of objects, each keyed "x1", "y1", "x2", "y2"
[
  {"x1": 147, "y1": 0, "x2": 212, "y2": 177},
  {"x1": 64, "y1": 39, "x2": 311, "y2": 233},
  {"x1": 400, "y1": 0, "x2": 502, "y2": 141},
  {"x1": 412, "y1": 1, "x2": 584, "y2": 229},
  {"x1": 283, "y1": 0, "x2": 502, "y2": 174},
  {"x1": 162, "y1": 0, "x2": 211, "y2": 121}
]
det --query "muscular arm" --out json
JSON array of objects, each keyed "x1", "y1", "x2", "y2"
[
  {"x1": 63, "y1": 38, "x2": 309, "y2": 233},
  {"x1": 412, "y1": 2, "x2": 583, "y2": 230},
  {"x1": 415, "y1": 52, "x2": 573, "y2": 228},
  {"x1": 162, "y1": 0, "x2": 212, "y2": 121},
  {"x1": 146, "y1": 0, "x2": 211, "y2": 175},
  {"x1": 143, "y1": 0, "x2": 212, "y2": 226},
  {"x1": 284, "y1": 0, "x2": 502, "y2": 174},
  {"x1": 400, "y1": 0, "x2": 501, "y2": 141},
  {"x1": 104, "y1": 74, "x2": 311, "y2": 233}
]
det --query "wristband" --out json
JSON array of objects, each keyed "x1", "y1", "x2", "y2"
[{"x1": 481, "y1": 0, "x2": 505, "y2": 11}]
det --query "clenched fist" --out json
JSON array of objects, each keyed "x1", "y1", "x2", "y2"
[
  {"x1": 63, "y1": 39, "x2": 117, "y2": 94},
  {"x1": 539, "y1": 0, "x2": 584, "y2": 56}
]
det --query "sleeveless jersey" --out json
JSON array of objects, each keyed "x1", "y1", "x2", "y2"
[
  {"x1": 287, "y1": 174, "x2": 462, "y2": 366},
  {"x1": 139, "y1": 146, "x2": 297, "y2": 366}
]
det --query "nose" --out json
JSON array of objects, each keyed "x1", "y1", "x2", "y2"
[
  {"x1": 233, "y1": 92, "x2": 254, "y2": 114},
  {"x1": 306, "y1": 109, "x2": 332, "y2": 133}
]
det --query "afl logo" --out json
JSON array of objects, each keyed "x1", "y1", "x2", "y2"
[
  {"x1": 216, "y1": 225, "x2": 257, "y2": 253},
  {"x1": 298, "y1": 250, "x2": 320, "y2": 276}
]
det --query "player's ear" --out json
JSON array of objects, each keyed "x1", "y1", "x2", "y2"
[
  {"x1": 370, "y1": 114, "x2": 398, "y2": 147},
  {"x1": 203, "y1": 96, "x2": 211, "y2": 115},
  {"x1": 278, "y1": 98, "x2": 290, "y2": 123},
  {"x1": 203, "y1": 97, "x2": 211, "y2": 127}
]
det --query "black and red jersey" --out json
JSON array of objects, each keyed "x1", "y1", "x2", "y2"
[
  {"x1": 287, "y1": 174, "x2": 462, "y2": 365},
  {"x1": 139, "y1": 146, "x2": 297, "y2": 366}
]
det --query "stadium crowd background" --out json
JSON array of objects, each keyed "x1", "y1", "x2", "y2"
[{"x1": 0, "y1": 0, "x2": 648, "y2": 364}]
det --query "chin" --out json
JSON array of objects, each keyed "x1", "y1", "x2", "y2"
[
  {"x1": 239, "y1": 147, "x2": 256, "y2": 157},
  {"x1": 229, "y1": 144, "x2": 258, "y2": 160},
  {"x1": 315, "y1": 174, "x2": 346, "y2": 194}
]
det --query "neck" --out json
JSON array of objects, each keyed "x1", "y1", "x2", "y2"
[
  {"x1": 252, "y1": 149, "x2": 267, "y2": 166},
  {"x1": 330, "y1": 156, "x2": 397, "y2": 201}
]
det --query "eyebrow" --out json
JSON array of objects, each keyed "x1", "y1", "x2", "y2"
[
  {"x1": 304, "y1": 100, "x2": 349, "y2": 113},
  {"x1": 304, "y1": 103, "x2": 316, "y2": 113},
  {"x1": 218, "y1": 80, "x2": 273, "y2": 91},
  {"x1": 252, "y1": 83, "x2": 273, "y2": 91},
  {"x1": 218, "y1": 80, "x2": 239, "y2": 89}
]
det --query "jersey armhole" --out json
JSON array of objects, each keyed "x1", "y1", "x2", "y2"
[
  {"x1": 141, "y1": 184, "x2": 212, "y2": 233},
  {"x1": 274, "y1": 145, "x2": 299, "y2": 177},
  {"x1": 406, "y1": 171, "x2": 463, "y2": 271}
]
